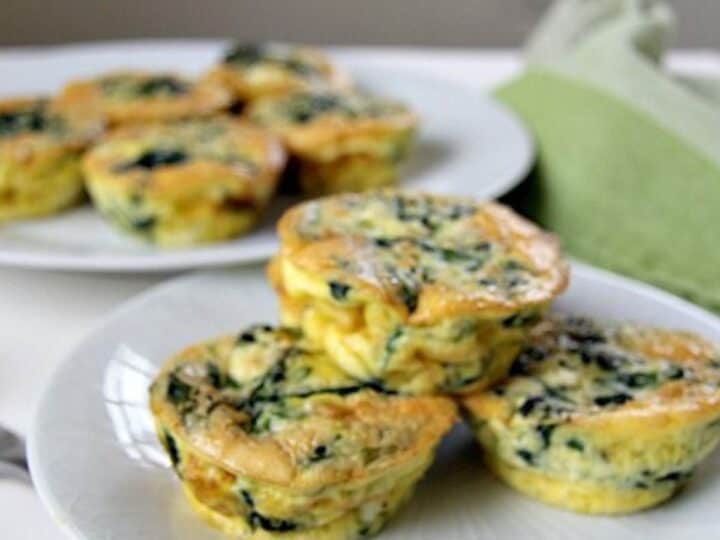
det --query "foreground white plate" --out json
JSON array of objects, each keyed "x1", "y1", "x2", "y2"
[
  {"x1": 29, "y1": 262, "x2": 720, "y2": 539},
  {"x1": 0, "y1": 40, "x2": 533, "y2": 272}
]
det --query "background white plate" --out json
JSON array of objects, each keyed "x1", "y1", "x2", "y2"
[
  {"x1": 0, "y1": 40, "x2": 533, "y2": 272},
  {"x1": 29, "y1": 262, "x2": 720, "y2": 540}
]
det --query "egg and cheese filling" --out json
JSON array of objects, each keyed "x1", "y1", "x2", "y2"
[
  {"x1": 83, "y1": 118, "x2": 285, "y2": 246},
  {"x1": 150, "y1": 325, "x2": 456, "y2": 538},
  {"x1": 207, "y1": 42, "x2": 351, "y2": 102},
  {"x1": 275, "y1": 256, "x2": 542, "y2": 395},
  {"x1": 0, "y1": 98, "x2": 101, "y2": 220},
  {"x1": 57, "y1": 71, "x2": 231, "y2": 126},
  {"x1": 463, "y1": 315, "x2": 720, "y2": 514},
  {"x1": 273, "y1": 191, "x2": 568, "y2": 394},
  {"x1": 248, "y1": 92, "x2": 417, "y2": 194}
]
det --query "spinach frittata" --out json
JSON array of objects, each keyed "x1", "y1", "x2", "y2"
[
  {"x1": 57, "y1": 71, "x2": 231, "y2": 126},
  {"x1": 247, "y1": 91, "x2": 417, "y2": 195},
  {"x1": 83, "y1": 118, "x2": 285, "y2": 246},
  {"x1": 0, "y1": 97, "x2": 102, "y2": 221},
  {"x1": 149, "y1": 325, "x2": 456, "y2": 539},
  {"x1": 205, "y1": 42, "x2": 351, "y2": 103},
  {"x1": 462, "y1": 315, "x2": 720, "y2": 514},
  {"x1": 270, "y1": 190, "x2": 569, "y2": 394}
]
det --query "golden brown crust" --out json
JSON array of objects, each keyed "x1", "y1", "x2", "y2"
[
  {"x1": 0, "y1": 96, "x2": 103, "y2": 156},
  {"x1": 463, "y1": 316, "x2": 720, "y2": 431},
  {"x1": 56, "y1": 71, "x2": 231, "y2": 126},
  {"x1": 0, "y1": 97, "x2": 103, "y2": 220},
  {"x1": 150, "y1": 329, "x2": 457, "y2": 488},
  {"x1": 276, "y1": 190, "x2": 569, "y2": 324},
  {"x1": 461, "y1": 315, "x2": 720, "y2": 514},
  {"x1": 83, "y1": 118, "x2": 285, "y2": 200},
  {"x1": 246, "y1": 92, "x2": 417, "y2": 162},
  {"x1": 205, "y1": 43, "x2": 352, "y2": 101}
]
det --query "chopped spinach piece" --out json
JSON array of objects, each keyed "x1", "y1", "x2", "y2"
[
  {"x1": 137, "y1": 76, "x2": 188, "y2": 96},
  {"x1": 163, "y1": 431, "x2": 180, "y2": 467},
  {"x1": 0, "y1": 107, "x2": 47, "y2": 137},
  {"x1": 224, "y1": 43, "x2": 264, "y2": 64},
  {"x1": 509, "y1": 346, "x2": 546, "y2": 376},
  {"x1": 382, "y1": 327, "x2": 405, "y2": 367},
  {"x1": 206, "y1": 362, "x2": 223, "y2": 388},
  {"x1": 656, "y1": 470, "x2": 691, "y2": 483},
  {"x1": 240, "y1": 487, "x2": 297, "y2": 532},
  {"x1": 236, "y1": 324, "x2": 273, "y2": 344},
  {"x1": 308, "y1": 444, "x2": 330, "y2": 463},
  {"x1": 518, "y1": 396, "x2": 544, "y2": 416},
  {"x1": 665, "y1": 365, "x2": 685, "y2": 380},
  {"x1": 564, "y1": 317, "x2": 606, "y2": 344},
  {"x1": 617, "y1": 372, "x2": 657, "y2": 388},
  {"x1": 131, "y1": 215, "x2": 156, "y2": 231},
  {"x1": 502, "y1": 311, "x2": 541, "y2": 329},
  {"x1": 167, "y1": 373, "x2": 193, "y2": 405},
  {"x1": 288, "y1": 94, "x2": 341, "y2": 123},
  {"x1": 329, "y1": 281, "x2": 351, "y2": 300},
  {"x1": 536, "y1": 424, "x2": 556, "y2": 449},
  {"x1": 593, "y1": 393, "x2": 633, "y2": 407},
  {"x1": 516, "y1": 449, "x2": 535, "y2": 465},
  {"x1": 566, "y1": 438, "x2": 584, "y2": 452},
  {"x1": 250, "y1": 513, "x2": 297, "y2": 532},
  {"x1": 118, "y1": 149, "x2": 188, "y2": 171}
]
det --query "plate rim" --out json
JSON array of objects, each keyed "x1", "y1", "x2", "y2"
[
  {"x1": 28, "y1": 260, "x2": 720, "y2": 539},
  {"x1": 0, "y1": 41, "x2": 534, "y2": 273}
]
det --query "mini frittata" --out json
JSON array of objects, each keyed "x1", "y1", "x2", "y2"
[
  {"x1": 150, "y1": 325, "x2": 456, "y2": 539},
  {"x1": 270, "y1": 190, "x2": 569, "y2": 394},
  {"x1": 0, "y1": 97, "x2": 102, "y2": 221},
  {"x1": 205, "y1": 42, "x2": 351, "y2": 103},
  {"x1": 462, "y1": 315, "x2": 720, "y2": 514},
  {"x1": 56, "y1": 71, "x2": 231, "y2": 126},
  {"x1": 83, "y1": 118, "x2": 285, "y2": 246},
  {"x1": 247, "y1": 91, "x2": 417, "y2": 195}
]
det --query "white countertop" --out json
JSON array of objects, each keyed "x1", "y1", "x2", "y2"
[{"x1": 1, "y1": 46, "x2": 718, "y2": 540}]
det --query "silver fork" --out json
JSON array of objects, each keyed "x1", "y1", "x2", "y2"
[{"x1": 0, "y1": 426, "x2": 31, "y2": 484}]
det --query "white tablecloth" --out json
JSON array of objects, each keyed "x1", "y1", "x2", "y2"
[{"x1": 1, "y1": 47, "x2": 718, "y2": 540}]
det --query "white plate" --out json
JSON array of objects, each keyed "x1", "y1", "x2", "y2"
[
  {"x1": 29, "y1": 262, "x2": 720, "y2": 540},
  {"x1": 0, "y1": 40, "x2": 533, "y2": 272}
]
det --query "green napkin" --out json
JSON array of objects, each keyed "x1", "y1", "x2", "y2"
[{"x1": 497, "y1": 0, "x2": 720, "y2": 313}]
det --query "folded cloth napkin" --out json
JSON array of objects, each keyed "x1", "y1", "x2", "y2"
[{"x1": 497, "y1": 0, "x2": 720, "y2": 313}]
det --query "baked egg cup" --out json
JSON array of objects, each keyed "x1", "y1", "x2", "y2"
[
  {"x1": 205, "y1": 42, "x2": 352, "y2": 103},
  {"x1": 0, "y1": 97, "x2": 102, "y2": 221},
  {"x1": 462, "y1": 315, "x2": 720, "y2": 514},
  {"x1": 247, "y1": 91, "x2": 417, "y2": 195},
  {"x1": 57, "y1": 71, "x2": 231, "y2": 126},
  {"x1": 270, "y1": 190, "x2": 569, "y2": 395},
  {"x1": 149, "y1": 325, "x2": 456, "y2": 539},
  {"x1": 82, "y1": 118, "x2": 285, "y2": 246}
]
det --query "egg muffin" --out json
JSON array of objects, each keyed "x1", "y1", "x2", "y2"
[
  {"x1": 247, "y1": 91, "x2": 417, "y2": 195},
  {"x1": 206, "y1": 42, "x2": 351, "y2": 104},
  {"x1": 83, "y1": 118, "x2": 285, "y2": 246},
  {"x1": 462, "y1": 315, "x2": 720, "y2": 514},
  {"x1": 0, "y1": 97, "x2": 102, "y2": 221},
  {"x1": 270, "y1": 190, "x2": 569, "y2": 394},
  {"x1": 57, "y1": 71, "x2": 231, "y2": 126},
  {"x1": 150, "y1": 325, "x2": 456, "y2": 539}
]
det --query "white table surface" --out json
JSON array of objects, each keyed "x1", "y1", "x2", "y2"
[{"x1": 1, "y1": 46, "x2": 718, "y2": 540}]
